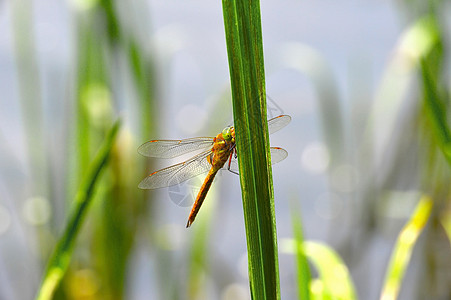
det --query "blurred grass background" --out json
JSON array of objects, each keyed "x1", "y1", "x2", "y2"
[{"x1": 1, "y1": 0, "x2": 451, "y2": 299}]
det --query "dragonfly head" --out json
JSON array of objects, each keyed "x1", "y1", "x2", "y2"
[{"x1": 222, "y1": 126, "x2": 233, "y2": 141}]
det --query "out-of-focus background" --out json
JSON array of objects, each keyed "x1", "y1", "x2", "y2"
[{"x1": 1, "y1": 0, "x2": 451, "y2": 299}]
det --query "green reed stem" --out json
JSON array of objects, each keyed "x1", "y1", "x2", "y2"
[{"x1": 222, "y1": 1, "x2": 280, "y2": 299}]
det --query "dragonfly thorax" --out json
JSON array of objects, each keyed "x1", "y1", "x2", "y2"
[{"x1": 222, "y1": 126, "x2": 234, "y2": 142}]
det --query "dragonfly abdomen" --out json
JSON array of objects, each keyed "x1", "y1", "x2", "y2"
[{"x1": 186, "y1": 167, "x2": 220, "y2": 227}]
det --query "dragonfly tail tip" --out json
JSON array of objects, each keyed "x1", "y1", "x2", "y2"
[{"x1": 186, "y1": 219, "x2": 192, "y2": 228}]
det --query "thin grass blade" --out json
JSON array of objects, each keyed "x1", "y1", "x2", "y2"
[
  {"x1": 35, "y1": 120, "x2": 121, "y2": 300},
  {"x1": 303, "y1": 241, "x2": 357, "y2": 300},
  {"x1": 420, "y1": 59, "x2": 451, "y2": 165},
  {"x1": 280, "y1": 239, "x2": 356, "y2": 300},
  {"x1": 379, "y1": 195, "x2": 433, "y2": 300},
  {"x1": 291, "y1": 202, "x2": 311, "y2": 300}
]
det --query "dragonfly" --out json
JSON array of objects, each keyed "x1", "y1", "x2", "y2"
[{"x1": 138, "y1": 115, "x2": 291, "y2": 227}]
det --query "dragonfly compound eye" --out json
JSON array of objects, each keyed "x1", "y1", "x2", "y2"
[{"x1": 222, "y1": 127, "x2": 232, "y2": 141}]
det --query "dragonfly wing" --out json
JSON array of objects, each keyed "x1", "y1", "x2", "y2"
[
  {"x1": 139, "y1": 150, "x2": 212, "y2": 189},
  {"x1": 138, "y1": 137, "x2": 214, "y2": 158},
  {"x1": 224, "y1": 147, "x2": 288, "y2": 174},
  {"x1": 268, "y1": 115, "x2": 291, "y2": 135},
  {"x1": 270, "y1": 147, "x2": 288, "y2": 164}
]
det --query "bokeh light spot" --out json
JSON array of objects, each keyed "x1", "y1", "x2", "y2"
[
  {"x1": 22, "y1": 196, "x2": 51, "y2": 226},
  {"x1": 301, "y1": 142, "x2": 330, "y2": 174},
  {"x1": 69, "y1": 0, "x2": 99, "y2": 11},
  {"x1": 81, "y1": 84, "x2": 113, "y2": 128}
]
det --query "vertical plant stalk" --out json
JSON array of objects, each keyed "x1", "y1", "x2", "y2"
[
  {"x1": 35, "y1": 120, "x2": 121, "y2": 300},
  {"x1": 222, "y1": 1, "x2": 280, "y2": 299}
]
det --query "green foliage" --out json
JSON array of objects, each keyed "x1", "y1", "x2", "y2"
[
  {"x1": 291, "y1": 203, "x2": 311, "y2": 300},
  {"x1": 420, "y1": 59, "x2": 451, "y2": 165},
  {"x1": 72, "y1": 2, "x2": 156, "y2": 299},
  {"x1": 222, "y1": 0, "x2": 280, "y2": 299},
  {"x1": 380, "y1": 196, "x2": 433, "y2": 300},
  {"x1": 281, "y1": 237, "x2": 356, "y2": 300},
  {"x1": 285, "y1": 197, "x2": 433, "y2": 300},
  {"x1": 35, "y1": 120, "x2": 121, "y2": 300},
  {"x1": 283, "y1": 11, "x2": 449, "y2": 300},
  {"x1": 304, "y1": 241, "x2": 357, "y2": 300}
]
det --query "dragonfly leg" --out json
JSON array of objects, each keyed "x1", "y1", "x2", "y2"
[
  {"x1": 231, "y1": 144, "x2": 237, "y2": 158},
  {"x1": 227, "y1": 149, "x2": 239, "y2": 175}
]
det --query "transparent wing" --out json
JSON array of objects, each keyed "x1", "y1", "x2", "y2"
[
  {"x1": 139, "y1": 150, "x2": 212, "y2": 189},
  {"x1": 270, "y1": 147, "x2": 288, "y2": 164},
  {"x1": 225, "y1": 147, "x2": 288, "y2": 174},
  {"x1": 268, "y1": 115, "x2": 291, "y2": 135},
  {"x1": 138, "y1": 137, "x2": 214, "y2": 158}
]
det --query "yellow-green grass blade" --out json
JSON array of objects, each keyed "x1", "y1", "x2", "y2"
[
  {"x1": 222, "y1": 0, "x2": 280, "y2": 298},
  {"x1": 441, "y1": 214, "x2": 451, "y2": 249},
  {"x1": 280, "y1": 239, "x2": 356, "y2": 300},
  {"x1": 304, "y1": 241, "x2": 357, "y2": 300},
  {"x1": 35, "y1": 120, "x2": 121, "y2": 300},
  {"x1": 380, "y1": 195, "x2": 433, "y2": 300}
]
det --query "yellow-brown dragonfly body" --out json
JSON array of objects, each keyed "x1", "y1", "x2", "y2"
[
  {"x1": 186, "y1": 126, "x2": 235, "y2": 227},
  {"x1": 138, "y1": 115, "x2": 290, "y2": 227}
]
